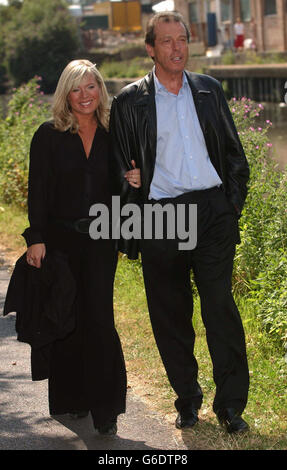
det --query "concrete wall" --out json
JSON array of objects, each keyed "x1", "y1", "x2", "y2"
[
  {"x1": 264, "y1": 15, "x2": 283, "y2": 51},
  {"x1": 254, "y1": 0, "x2": 287, "y2": 52}
]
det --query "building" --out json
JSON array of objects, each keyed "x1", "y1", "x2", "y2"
[
  {"x1": 174, "y1": 0, "x2": 287, "y2": 52},
  {"x1": 68, "y1": 1, "x2": 143, "y2": 33}
]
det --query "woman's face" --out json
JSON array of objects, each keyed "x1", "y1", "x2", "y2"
[{"x1": 67, "y1": 73, "x2": 101, "y2": 118}]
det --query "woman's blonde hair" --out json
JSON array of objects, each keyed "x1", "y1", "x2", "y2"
[{"x1": 52, "y1": 59, "x2": 109, "y2": 133}]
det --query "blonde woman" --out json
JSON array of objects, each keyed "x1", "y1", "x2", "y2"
[{"x1": 23, "y1": 60, "x2": 138, "y2": 434}]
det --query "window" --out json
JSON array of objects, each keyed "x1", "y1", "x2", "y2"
[
  {"x1": 205, "y1": 0, "x2": 211, "y2": 14},
  {"x1": 240, "y1": 0, "x2": 251, "y2": 21},
  {"x1": 221, "y1": 0, "x2": 231, "y2": 22},
  {"x1": 264, "y1": 0, "x2": 277, "y2": 15},
  {"x1": 189, "y1": 1, "x2": 198, "y2": 23}
]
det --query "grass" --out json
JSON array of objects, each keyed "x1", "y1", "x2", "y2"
[
  {"x1": 114, "y1": 255, "x2": 287, "y2": 450},
  {"x1": 1, "y1": 202, "x2": 287, "y2": 450},
  {"x1": 0, "y1": 201, "x2": 28, "y2": 262},
  {"x1": 99, "y1": 57, "x2": 153, "y2": 79},
  {"x1": 221, "y1": 49, "x2": 287, "y2": 66}
]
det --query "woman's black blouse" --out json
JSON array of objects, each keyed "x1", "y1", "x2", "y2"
[{"x1": 22, "y1": 121, "x2": 112, "y2": 247}]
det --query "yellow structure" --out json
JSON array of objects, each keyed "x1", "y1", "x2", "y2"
[
  {"x1": 93, "y1": 1, "x2": 142, "y2": 33},
  {"x1": 112, "y1": 1, "x2": 142, "y2": 32}
]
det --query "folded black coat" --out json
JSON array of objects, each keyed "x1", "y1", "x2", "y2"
[{"x1": 3, "y1": 251, "x2": 77, "y2": 380}]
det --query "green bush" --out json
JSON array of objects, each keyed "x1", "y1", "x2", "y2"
[
  {"x1": 222, "y1": 49, "x2": 236, "y2": 65},
  {"x1": 0, "y1": 63, "x2": 6, "y2": 94},
  {"x1": 0, "y1": 11, "x2": 7, "y2": 93},
  {"x1": 0, "y1": 77, "x2": 50, "y2": 207},
  {"x1": 231, "y1": 97, "x2": 287, "y2": 348},
  {"x1": 221, "y1": 50, "x2": 287, "y2": 66},
  {"x1": 99, "y1": 57, "x2": 152, "y2": 79}
]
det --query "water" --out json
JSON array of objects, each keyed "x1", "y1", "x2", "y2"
[
  {"x1": 260, "y1": 103, "x2": 287, "y2": 171},
  {"x1": 268, "y1": 126, "x2": 287, "y2": 171}
]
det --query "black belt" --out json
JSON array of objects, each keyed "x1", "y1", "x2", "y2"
[
  {"x1": 51, "y1": 218, "x2": 93, "y2": 234},
  {"x1": 149, "y1": 186, "x2": 222, "y2": 205}
]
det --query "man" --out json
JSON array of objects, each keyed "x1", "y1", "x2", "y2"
[{"x1": 110, "y1": 12, "x2": 250, "y2": 434}]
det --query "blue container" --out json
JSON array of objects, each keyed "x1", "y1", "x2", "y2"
[{"x1": 207, "y1": 12, "x2": 217, "y2": 47}]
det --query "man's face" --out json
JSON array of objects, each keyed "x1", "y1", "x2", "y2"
[{"x1": 146, "y1": 20, "x2": 189, "y2": 76}]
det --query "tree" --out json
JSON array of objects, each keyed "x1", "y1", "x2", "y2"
[
  {"x1": 0, "y1": 3, "x2": 21, "y2": 92},
  {"x1": 3, "y1": 0, "x2": 81, "y2": 93}
]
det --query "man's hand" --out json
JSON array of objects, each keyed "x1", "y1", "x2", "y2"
[{"x1": 124, "y1": 160, "x2": 141, "y2": 188}]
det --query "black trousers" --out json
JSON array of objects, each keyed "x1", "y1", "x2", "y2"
[
  {"x1": 45, "y1": 226, "x2": 127, "y2": 427},
  {"x1": 140, "y1": 187, "x2": 249, "y2": 414}
]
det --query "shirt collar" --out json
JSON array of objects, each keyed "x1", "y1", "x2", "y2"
[{"x1": 153, "y1": 67, "x2": 188, "y2": 95}]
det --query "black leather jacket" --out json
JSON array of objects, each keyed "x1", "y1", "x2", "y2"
[{"x1": 109, "y1": 71, "x2": 249, "y2": 259}]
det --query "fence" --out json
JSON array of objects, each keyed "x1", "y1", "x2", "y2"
[{"x1": 206, "y1": 64, "x2": 287, "y2": 102}]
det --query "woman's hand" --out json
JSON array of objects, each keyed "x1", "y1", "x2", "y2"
[
  {"x1": 124, "y1": 160, "x2": 141, "y2": 188},
  {"x1": 26, "y1": 243, "x2": 46, "y2": 269}
]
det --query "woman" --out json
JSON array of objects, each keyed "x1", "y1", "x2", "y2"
[
  {"x1": 234, "y1": 17, "x2": 244, "y2": 51},
  {"x1": 23, "y1": 59, "x2": 140, "y2": 435}
]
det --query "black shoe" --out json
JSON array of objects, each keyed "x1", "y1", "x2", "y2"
[
  {"x1": 217, "y1": 408, "x2": 249, "y2": 434},
  {"x1": 97, "y1": 420, "x2": 117, "y2": 435},
  {"x1": 175, "y1": 407, "x2": 199, "y2": 429},
  {"x1": 69, "y1": 411, "x2": 89, "y2": 419}
]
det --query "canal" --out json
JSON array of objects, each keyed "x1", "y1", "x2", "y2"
[
  {"x1": 269, "y1": 125, "x2": 287, "y2": 170},
  {"x1": 260, "y1": 102, "x2": 287, "y2": 171}
]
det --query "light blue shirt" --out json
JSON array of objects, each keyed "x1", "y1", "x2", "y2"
[{"x1": 149, "y1": 70, "x2": 222, "y2": 200}]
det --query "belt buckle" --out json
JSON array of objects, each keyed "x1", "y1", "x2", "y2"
[{"x1": 74, "y1": 218, "x2": 91, "y2": 234}]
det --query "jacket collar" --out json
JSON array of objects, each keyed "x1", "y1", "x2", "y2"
[
  {"x1": 185, "y1": 71, "x2": 212, "y2": 137},
  {"x1": 135, "y1": 69, "x2": 211, "y2": 113},
  {"x1": 133, "y1": 70, "x2": 211, "y2": 160}
]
